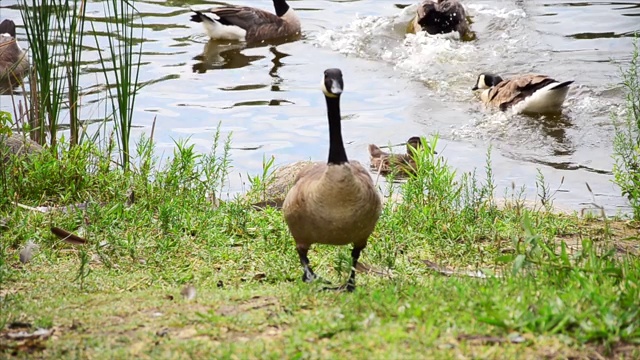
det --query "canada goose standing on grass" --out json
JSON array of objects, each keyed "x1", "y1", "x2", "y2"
[
  {"x1": 472, "y1": 73, "x2": 574, "y2": 114},
  {"x1": 190, "y1": 0, "x2": 301, "y2": 44},
  {"x1": 283, "y1": 68, "x2": 382, "y2": 292},
  {"x1": 0, "y1": 19, "x2": 29, "y2": 87},
  {"x1": 408, "y1": 0, "x2": 475, "y2": 41}
]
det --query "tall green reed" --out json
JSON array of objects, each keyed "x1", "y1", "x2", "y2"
[
  {"x1": 20, "y1": 0, "x2": 88, "y2": 148},
  {"x1": 92, "y1": 0, "x2": 142, "y2": 171}
]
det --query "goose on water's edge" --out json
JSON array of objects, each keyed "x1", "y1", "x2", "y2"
[
  {"x1": 282, "y1": 68, "x2": 382, "y2": 292},
  {"x1": 0, "y1": 19, "x2": 29, "y2": 89},
  {"x1": 472, "y1": 73, "x2": 574, "y2": 114},
  {"x1": 368, "y1": 136, "x2": 435, "y2": 177},
  {"x1": 407, "y1": 0, "x2": 476, "y2": 41},
  {"x1": 189, "y1": 0, "x2": 301, "y2": 44}
]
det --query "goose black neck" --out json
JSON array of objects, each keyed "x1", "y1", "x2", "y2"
[
  {"x1": 325, "y1": 96, "x2": 348, "y2": 165},
  {"x1": 273, "y1": 0, "x2": 290, "y2": 17}
]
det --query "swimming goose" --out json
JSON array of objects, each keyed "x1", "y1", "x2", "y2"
[
  {"x1": 472, "y1": 73, "x2": 574, "y2": 114},
  {"x1": 0, "y1": 19, "x2": 29, "y2": 87},
  {"x1": 368, "y1": 136, "x2": 432, "y2": 177},
  {"x1": 190, "y1": 0, "x2": 301, "y2": 43},
  {"x1": 283, "y1": 68, "x2": 382, "y2": 292},
  {"x1": 408, "y1": 0, "x2": 474, "y2": 41}
]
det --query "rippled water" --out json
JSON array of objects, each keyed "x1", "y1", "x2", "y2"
[{"x1": 1, "y1": 0, "x2": 638, "y2": 214}]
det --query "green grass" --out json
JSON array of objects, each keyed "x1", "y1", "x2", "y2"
[
  {"x1": 613, "y1": 35, "x2": 640, "y2": 220},
  {"x1": 1, "y1": 135, "x2": 639, "y2": 359}
]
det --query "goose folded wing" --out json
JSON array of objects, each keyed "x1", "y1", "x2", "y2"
[
  {"x1": 496, "y1": 75, "x2": 556, "y2": 110},
  {"x1": 212, "y1": 7, "x2": 285, "y2": 29},
  {"x1": 292, "y1": 162, "x2": 321, "y2": 185}
]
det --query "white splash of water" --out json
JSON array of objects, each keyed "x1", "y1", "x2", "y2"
[
  {"x1": 314, "y1": 14, "x2": 399, "y2": 58},
  {"x1": 315, "y1": 15, "x2": 476, "y2": 95},
  {"x1": 466, "y1": 4, "x2": 526, "y2": 19},
  {"x1": 390, "y1": 32, "x2": 477, "y2": 85}
]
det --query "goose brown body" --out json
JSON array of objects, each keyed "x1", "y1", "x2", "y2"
[
  {"x1": 0, "y1": 19, "x2": 29, "y2": 88},
  {"x1": 368, "y1": 137, "x2": 427, "y2": 177},
  {"x1": 284, "y1": 161, "x2": 381, "y2": 248},
  {"x1": 473, "y1": 73, "x2": 574, "y2": 114},
  {"x1": 408, "y1": 0, "x2": 473, "y2": 40},
  {"x1": 190, "y1": 0, "x2": 301, "y2": 43},
  {"x1": 282, "y1": 68, "x2": 382, "y2": 291}
]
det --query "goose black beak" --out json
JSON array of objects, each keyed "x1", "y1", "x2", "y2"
[{"x1": 471, "y1": 85, "x2": 478, "y2": 91}]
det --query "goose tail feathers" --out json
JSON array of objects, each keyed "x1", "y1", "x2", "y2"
[
  {"x1": 190, "y1": 10, "x2": 217, "y2": 24},
  {"x1": 551, "y1": 80, "x2": 574, "y2": 91}
]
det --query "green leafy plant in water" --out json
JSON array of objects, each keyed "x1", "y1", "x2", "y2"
[{"x1": 612, "y1": 35, "x2": 640, "y2": 220}]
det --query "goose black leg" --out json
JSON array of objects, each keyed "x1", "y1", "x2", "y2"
[
  {"x1": 297, "y1": 246, "x2": 316, "y2": 283},
  {"x1": 323, "y1": 245, "x2": 364, "y2": 293},
  {"x1": 345, "y1": 245, "x2": 363, "y2": 292}
]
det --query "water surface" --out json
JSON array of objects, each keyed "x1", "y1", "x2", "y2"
[{"x1": 1, "y1": 0, "x2": 638, "y2": 214}]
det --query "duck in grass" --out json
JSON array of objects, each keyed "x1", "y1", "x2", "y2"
[
  {"x1": 368, "y1": 136, "x2": 434, "y2": 177},
  {"x1": 407, "y1": 0, "x2": 476, "y2": 41},
  {"x1": 0, "y1": 19, "x2": 29, "y2": 89},
  {"x1": 282, "y1": 68, "x2": 382, "y2": 292},
  {"x1": 190, "y1": 0, "x2": 301, "y2": 44},
  {"x1": 472, "y1": 73, "x2": 574, "y2": 114}
]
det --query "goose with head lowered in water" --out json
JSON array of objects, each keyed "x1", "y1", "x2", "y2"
[{"x1": 407, "y1": 0, "x2": 475, "y2": 41}]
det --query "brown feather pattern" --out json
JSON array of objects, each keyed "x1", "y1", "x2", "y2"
[
  {"x1": 368, "y1": 144, "x2": 418, "y2": 177},
  {"x1": 195, "y1": 5, "x2": 300, "y2": 43},
  {"x1": 0, "y1": 20, "x2": 29, "y2": 86},
  {"x1": 484, "y1": 74, "x2": 558, "y2": 111},
  {"x1": 412, "y1": 0, "x2": 471, "y2": 39},
  {"x1": 368, "y1": 137, "x2": 432, "y2": 177},
  {"x1": 283, "y1": 161, "x2": 381, "y2": 248}
]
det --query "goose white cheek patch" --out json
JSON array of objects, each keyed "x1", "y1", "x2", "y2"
[{"x1": 331, "y1": 80, "x2": 342, "y2": 95}]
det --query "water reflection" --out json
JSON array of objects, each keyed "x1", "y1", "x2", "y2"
[
  {"x1": 568, "y1": 31, "x2": 639, "y2": 40},
  {"x1": 192, "y1": 40, "x2": 264, "y2": 72},
  {"x1": 527, "y1": 113, "x2": 574, "y2": 156},
  {"x1": 268, "y1": 46, "x2": 289, "y2": 92},
  {"x1": 520, "y1": 157, "x2": 612, "y2": 175}
]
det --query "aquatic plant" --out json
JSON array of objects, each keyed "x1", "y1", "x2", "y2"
[
  {"x1": 92, "y1": 0, "x2": 143, "y2": 171},
  {"x1": 612, "y1": 36, "x2": 640, "y2": 220},
  {"x1": 20, "y1": 0, "x2": 88, "y2": 148},
  {"x1": 19, "y1": 0, "x2": 142, "y2": 172}
]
